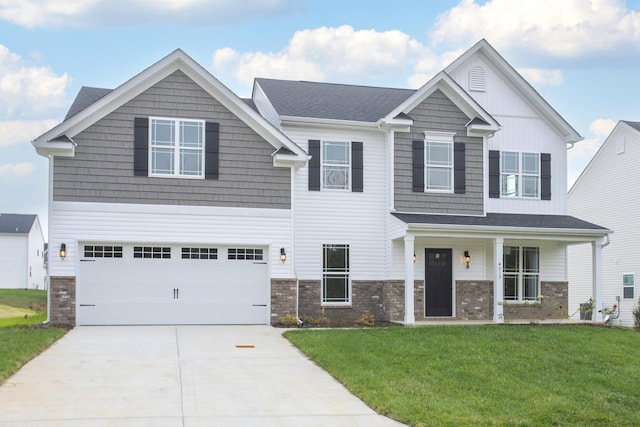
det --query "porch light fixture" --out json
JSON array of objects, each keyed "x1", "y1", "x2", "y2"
[
  {"x1": 280, "y1": 247, "x2": 287, "y2": 263},
  {"x1": 59, "y1": 243, "x2": 67, "y2": 260},
  {"x1": 413, "y1": 253, "x2": 417, "y2": 263},
  {"x1": 463, "y1": 250, "x2": 471, "y2": 268}
]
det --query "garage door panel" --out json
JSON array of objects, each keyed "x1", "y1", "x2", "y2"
[{"x1": 78, "y1": 244, "x2": 269, "y2": 325}]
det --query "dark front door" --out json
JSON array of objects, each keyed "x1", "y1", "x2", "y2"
[{"x1": 425, "y1": 248, "x2": 452, "y2": 316}]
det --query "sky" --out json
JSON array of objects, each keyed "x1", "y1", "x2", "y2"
[{"x1": 2, "y1": 0, "x2": 640, "y2": 239}]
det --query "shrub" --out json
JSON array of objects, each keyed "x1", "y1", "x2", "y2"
[
  {"x1": 632, "y1": 299, "x2": 640, "y2": 330},
  {"x1": 355, "y1": 312, "x2": 375, "y2": 327},
  {"x1": 301, "y1": 315, "x2": 329, "y2": 327},
  {"x1": 278, "y1": 314, "x2": 300, "y2": 327}
]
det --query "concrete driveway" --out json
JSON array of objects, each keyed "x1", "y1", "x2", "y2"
[{"x1": 0, "y1": 326, "x2": 405, "y2": 426}]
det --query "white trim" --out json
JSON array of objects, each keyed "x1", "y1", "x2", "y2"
[
  {"x1": 320, "y1": 140, "x2": 352, "y2": 191},
  {"x1": 423, "y1": 131, "x2": 455, "y2": 193},
  {"x1": 148, "y1": 116, "x2": 205, "y2": 179}
]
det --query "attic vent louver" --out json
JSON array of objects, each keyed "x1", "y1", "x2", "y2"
[{"x1": 469, "y1": 66, "x2": 485, "y2": 92}]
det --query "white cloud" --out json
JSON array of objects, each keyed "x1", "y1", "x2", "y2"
[
  {"x1": 517, "y1": 68, "x2": 563, "y2": 86},
  {"x1": 0, "y1": 162, "x2": 36, "y2": 177},
  {"x1": 0, "y1": 119, "x2": 59, "y2": 147},
  {"x1": 0, "y1": 45, "x2": 69, "y2": 119},
  {"x1": 588, "y1": 118, "x2": 616, "y2": 138},
  {"x1": 213, "y1": 25, "x2": 433, "y2": 91},
  {"x1": 0, "y1": 0, "x2": 294, "y2": 27},
  {"x1": 431, "y1": 0, "x2": 640, "y2": 59}
]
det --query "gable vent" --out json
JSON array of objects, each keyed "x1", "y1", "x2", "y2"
[{"x1": 469, "y1": 66, "x2": 485, "y2": 92}]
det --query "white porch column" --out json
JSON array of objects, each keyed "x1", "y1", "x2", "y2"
[
  {"x1": 493, "y1": 237, "x2": 504, "y2": 324},
  {"x1": 592, "y1": 240, "x2": 604, "y2": 322},
  {"x1": 404, "y1": 234, "x2": 415, "y2": 324}
]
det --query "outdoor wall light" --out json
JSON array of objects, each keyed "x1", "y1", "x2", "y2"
[
  {"x1": 413, "y1": 253, "x2": 417, "y2": 263},
  {"x1": 59, "y1": 243, "x2": 67, "y2": 260},
  {"x1": 463, "y1": 250, "x2": 471, "y2": 268},
  {"x1": 280, "y1": 247, "x2": 287, "y2": 263}
]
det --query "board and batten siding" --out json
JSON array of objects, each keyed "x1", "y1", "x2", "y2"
[
  {"x1": 394, "y1": 89, "x2": 484, "y2": 215},
  {"x1": 568, "y1": 123, "x2": 640, "y2": 326},
  {"x1": 287, "y1": 127, "x2": 388, "y2": 281},
  {"x1": 53, "y1": 70, "x2": 290, "y2": 209},
  {"x1": 48, "y1": 201, "x2": 292, "y2": 279}
]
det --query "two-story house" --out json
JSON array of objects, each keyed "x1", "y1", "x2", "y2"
[{"x1": 33, "y1": 40, "x2": 609, "y2": 327}]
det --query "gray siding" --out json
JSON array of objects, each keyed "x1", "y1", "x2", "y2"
[
  {"x1": 394, "y1": 89, "x2": 484, "y2": 215},
  {"x1": 54, "y1": 71, "x2": 290, "y2": 209}
]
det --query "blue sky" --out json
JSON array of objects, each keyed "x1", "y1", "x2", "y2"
[{"x1": 2, "y1": 0, "x2": 640, "y2": 238}]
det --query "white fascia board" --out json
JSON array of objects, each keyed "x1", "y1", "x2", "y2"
[
  {"x1": 403, "y1": 222, "x2": 611, "y2": 242},
  {"x1": 32, "y1": 49, "x2": 307, "y2": 161},
  {"x1": 34, "y1": 140, "x2": 75, "y2": 158},
  {"x1": 445, "y1": 40, "x2": 581, "y2": 143}
]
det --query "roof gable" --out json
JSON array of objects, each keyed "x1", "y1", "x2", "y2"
[
  {"x1": 33, "y1": 49, "x2": 306, "y2": 161},
  {"x1": 445, "y1": 39, "x2": 581, "y2": 143}
]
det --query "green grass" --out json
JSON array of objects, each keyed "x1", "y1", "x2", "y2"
[
  {"x1": 284, "y1": 326, "x2": 640, "y2": 427},
  {"x1": 0, "y1": 289, "x2": 66, "y2": 384}
]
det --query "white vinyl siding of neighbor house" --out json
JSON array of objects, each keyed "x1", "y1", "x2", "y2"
[
  {"x1": 0, "y1": 235, "x2": 28, "y2": 289},
  {"x1": 447, "y1": 57, "x2": 568, "y2": 215},
  {"x1": 27, "y1": 219, "x2": 45, "y2": 290},
  {"x1": 288, "y1": 126, "x2": 388, "y2": 281},
  {"x1": 47, "y1": 201, "x2": 292, "y2": 279},
  {"x1": 568, "y1": 122, "x2": 640, "y2": 326}
]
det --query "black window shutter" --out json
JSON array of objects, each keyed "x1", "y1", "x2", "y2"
[
  {"x1": 541, "y1": 153, "x2": 551, "y2": 200},
  {"x1": 308, "y1": 140, "x2": 321, "y2": 191},
  {"x1": 133, "y1": 118, "x2": 148, "y2": 176},
  {"x1": 454, "y1": 142, "x2": 465, "y2": 194},
  {"x1": 412, "y1": 140, "x2": 424, "y2": 192},
  {"x1": 351, "y1": 141, "x2": 363, "y2": 192},
  {"x1": 205, "y1": 122, "x2": 219, "y2": 180},
  {"x1": 489, "y1": 150, "x2": 500, "y2": 198}
]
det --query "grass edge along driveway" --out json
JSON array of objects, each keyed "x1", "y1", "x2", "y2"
[{"x1": 284, "y1": 325, "x2": 640, "y2": 427}]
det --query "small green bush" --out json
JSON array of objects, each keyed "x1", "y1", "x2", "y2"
[
  {"x1": 632, "y1": 298, "x2": 640, "y2": 330},
  {"x1": 278, "y1": 314, "x2": 300, "y2": 327},
  {"x1": 355, "y1": 312, "x2": 375, "y2": 327}
]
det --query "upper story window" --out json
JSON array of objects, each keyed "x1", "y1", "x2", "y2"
[
  {"x1": 150, "y1": 117, "x2": 205, "y2": 178},
  {"x1": 501, "y1": 152, "x2": 540, "y2": 198},
  {"x1": 322, "y1": 141, "x2": 351, "y2": 190},
  {"x1": 425, "y1": 135, "x2": 454, "y2": 192}
]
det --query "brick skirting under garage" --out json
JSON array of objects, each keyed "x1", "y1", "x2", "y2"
[{"x1": 49, "y1": 276, "x2": 76, "y2": 327}]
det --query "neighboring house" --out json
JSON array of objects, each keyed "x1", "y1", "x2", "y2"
[
  {"x1": 0, "y1": 214, "x2": 45, "y2": 290},
  {"x1": 32, "y1": 40, "x2": 609, "y2": 327},
  {"x1": 568, "y1": 121, "x2": 640, "y2": 326}
]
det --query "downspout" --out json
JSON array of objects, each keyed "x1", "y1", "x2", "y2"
[{"x1": 44, "y1": 154, "x2": 54, "y2": 325}]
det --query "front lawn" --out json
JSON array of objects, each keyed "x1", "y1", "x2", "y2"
[
  {"x1": 0, "y1": 289, "x2": 66, "y2": 384},
  {"x1": 284, "y1": 326, "x2": 640, "y2": 426}
]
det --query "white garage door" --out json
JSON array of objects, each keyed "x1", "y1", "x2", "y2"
[{"x1": 77, "y1": 243, "x2": 269, "y2": 325}]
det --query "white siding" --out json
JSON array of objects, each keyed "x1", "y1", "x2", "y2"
[
  {"x1": 27, "y1": 219, "x2": 45, "y2": 290},
  {"x1": 48, "y1": 201, "x2": 292, "y2": 279},
  {"x1": 252, "y1": 82, "x2": 281, "y2": 129},
  {"x1": 449, "y1": 55, "x2": 569, "y2": 215},
  {"x1": 287, "y1": 126, "x2": 388, "y2": 280},
  {"x1": 569, "y1": 122, "x2": 640, "y2": 326},
  {"x1": 0, "y1": 235, "x2": 28, "y2": 288}
]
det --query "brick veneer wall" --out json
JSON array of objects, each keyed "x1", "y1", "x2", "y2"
[
  {"x1": 49, "y1": 276, "x2": 76, "y2": 327},
  {"x1": 456, "y1": 281, "x2": 494, "y2": 320},
  {"x1": 270, "y1": 279, "x2": 297, "y2": 324},
  {"x1": 502, "y1": 281, "x2": 568, "y2": 321}
]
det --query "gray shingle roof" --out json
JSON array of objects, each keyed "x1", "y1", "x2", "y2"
[
  {"x1": 65, "y1": 86, "x2": 112, "y2": 120},
  {"x1": 622, "y1": 121, "x2": 640, "y2": 132},
  {"x1": 392, "y1": 212, "x2": 609, "y2": 232},
  {"x1": 0, "y1": 214, "x2": 37, "y2": 234},
  {"x1": 255, "y1": 78, "x2": 414, "y2": 122}
]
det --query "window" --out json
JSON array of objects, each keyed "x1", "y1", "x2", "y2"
[
  {"x1": 228, "y1": 248, "x2": 263, "y2": 261},
  {"x1": 84, "y1": 245, "x2": 123, "y2": 258},
  {"x1": 182, "y1": 247, "x2": 218, "y2": 260},
  {"x1": 503, "y1": 246, "x2": 539, "y2": 302},
  {"x1": 623, "y1": 274, "x2": 635, "y2": 299},
  {"x1": 425, "y1": 139, "x2": 453, "y2": 191},
  {"x1": 133, "y1": 246, "x2": 171, "y2": 259},
  {"x1": 321, "y1": 141, "x2": 350, "y2": 190},
  {"x1": 501, "y1": 152, "x2": 540, "y2": 198},
  {"x1": 150, "y1": 117, "x2": 205, "y2": 178},
  {"x1": 322, "y1": 244, "x2": 350, "y2": 304}
]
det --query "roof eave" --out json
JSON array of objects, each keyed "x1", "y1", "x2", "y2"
[{"x1": 280, "y1": 115, "x2": 379, "y2": 129}]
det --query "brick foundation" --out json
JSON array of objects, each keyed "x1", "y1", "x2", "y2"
[
  {"x1": 49, "y1": 276, "x2": 76, "y2": 327},
  {"x1": 502, "y1": 281, "x2": 568, "y2": 321},
  {"x1": 456, "y1": 280, "x2": 494, "y2": 320},
  {"x1": 270, "y1": 279, "x2": 297, "y2": 324}
]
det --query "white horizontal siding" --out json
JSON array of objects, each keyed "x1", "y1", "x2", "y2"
[
  {"x1": 287, "y1": 126, "x2": 388, "y2": 280},
  {"x1": 252, "y1": 82, "x2": 281, "y2": 129},
  {"x1": 569, "y1": 123, "x2": 640, "y2": 326},
  {"x1": 0, "y1": 236, "x2": 28, "y2": 289},
  {"x1": 49, "y1": 201, "x2": 292, "y2": 278}
]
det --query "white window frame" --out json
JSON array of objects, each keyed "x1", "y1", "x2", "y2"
[
  {"x1": 500, "y1": 151, "x2": 540, "y2": 199},
  {"x1": 423, "y1": 131, "x2": 455, "y2": 193},
  {"x1": 623, "y1": 273, "x2": 635, "y2": 299},
  {"x1": 503, "y1": 246, "x2": 540, "y2": 302},
  {"x1": 322, "y1": 244, "x2": 351, "y2": 305},
  {"x1": 149, "y1": 117, "x2": 205, "y2": 179},
  {"x1": 321, "y1": 140, "x2": 351, "y2": 191}
]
